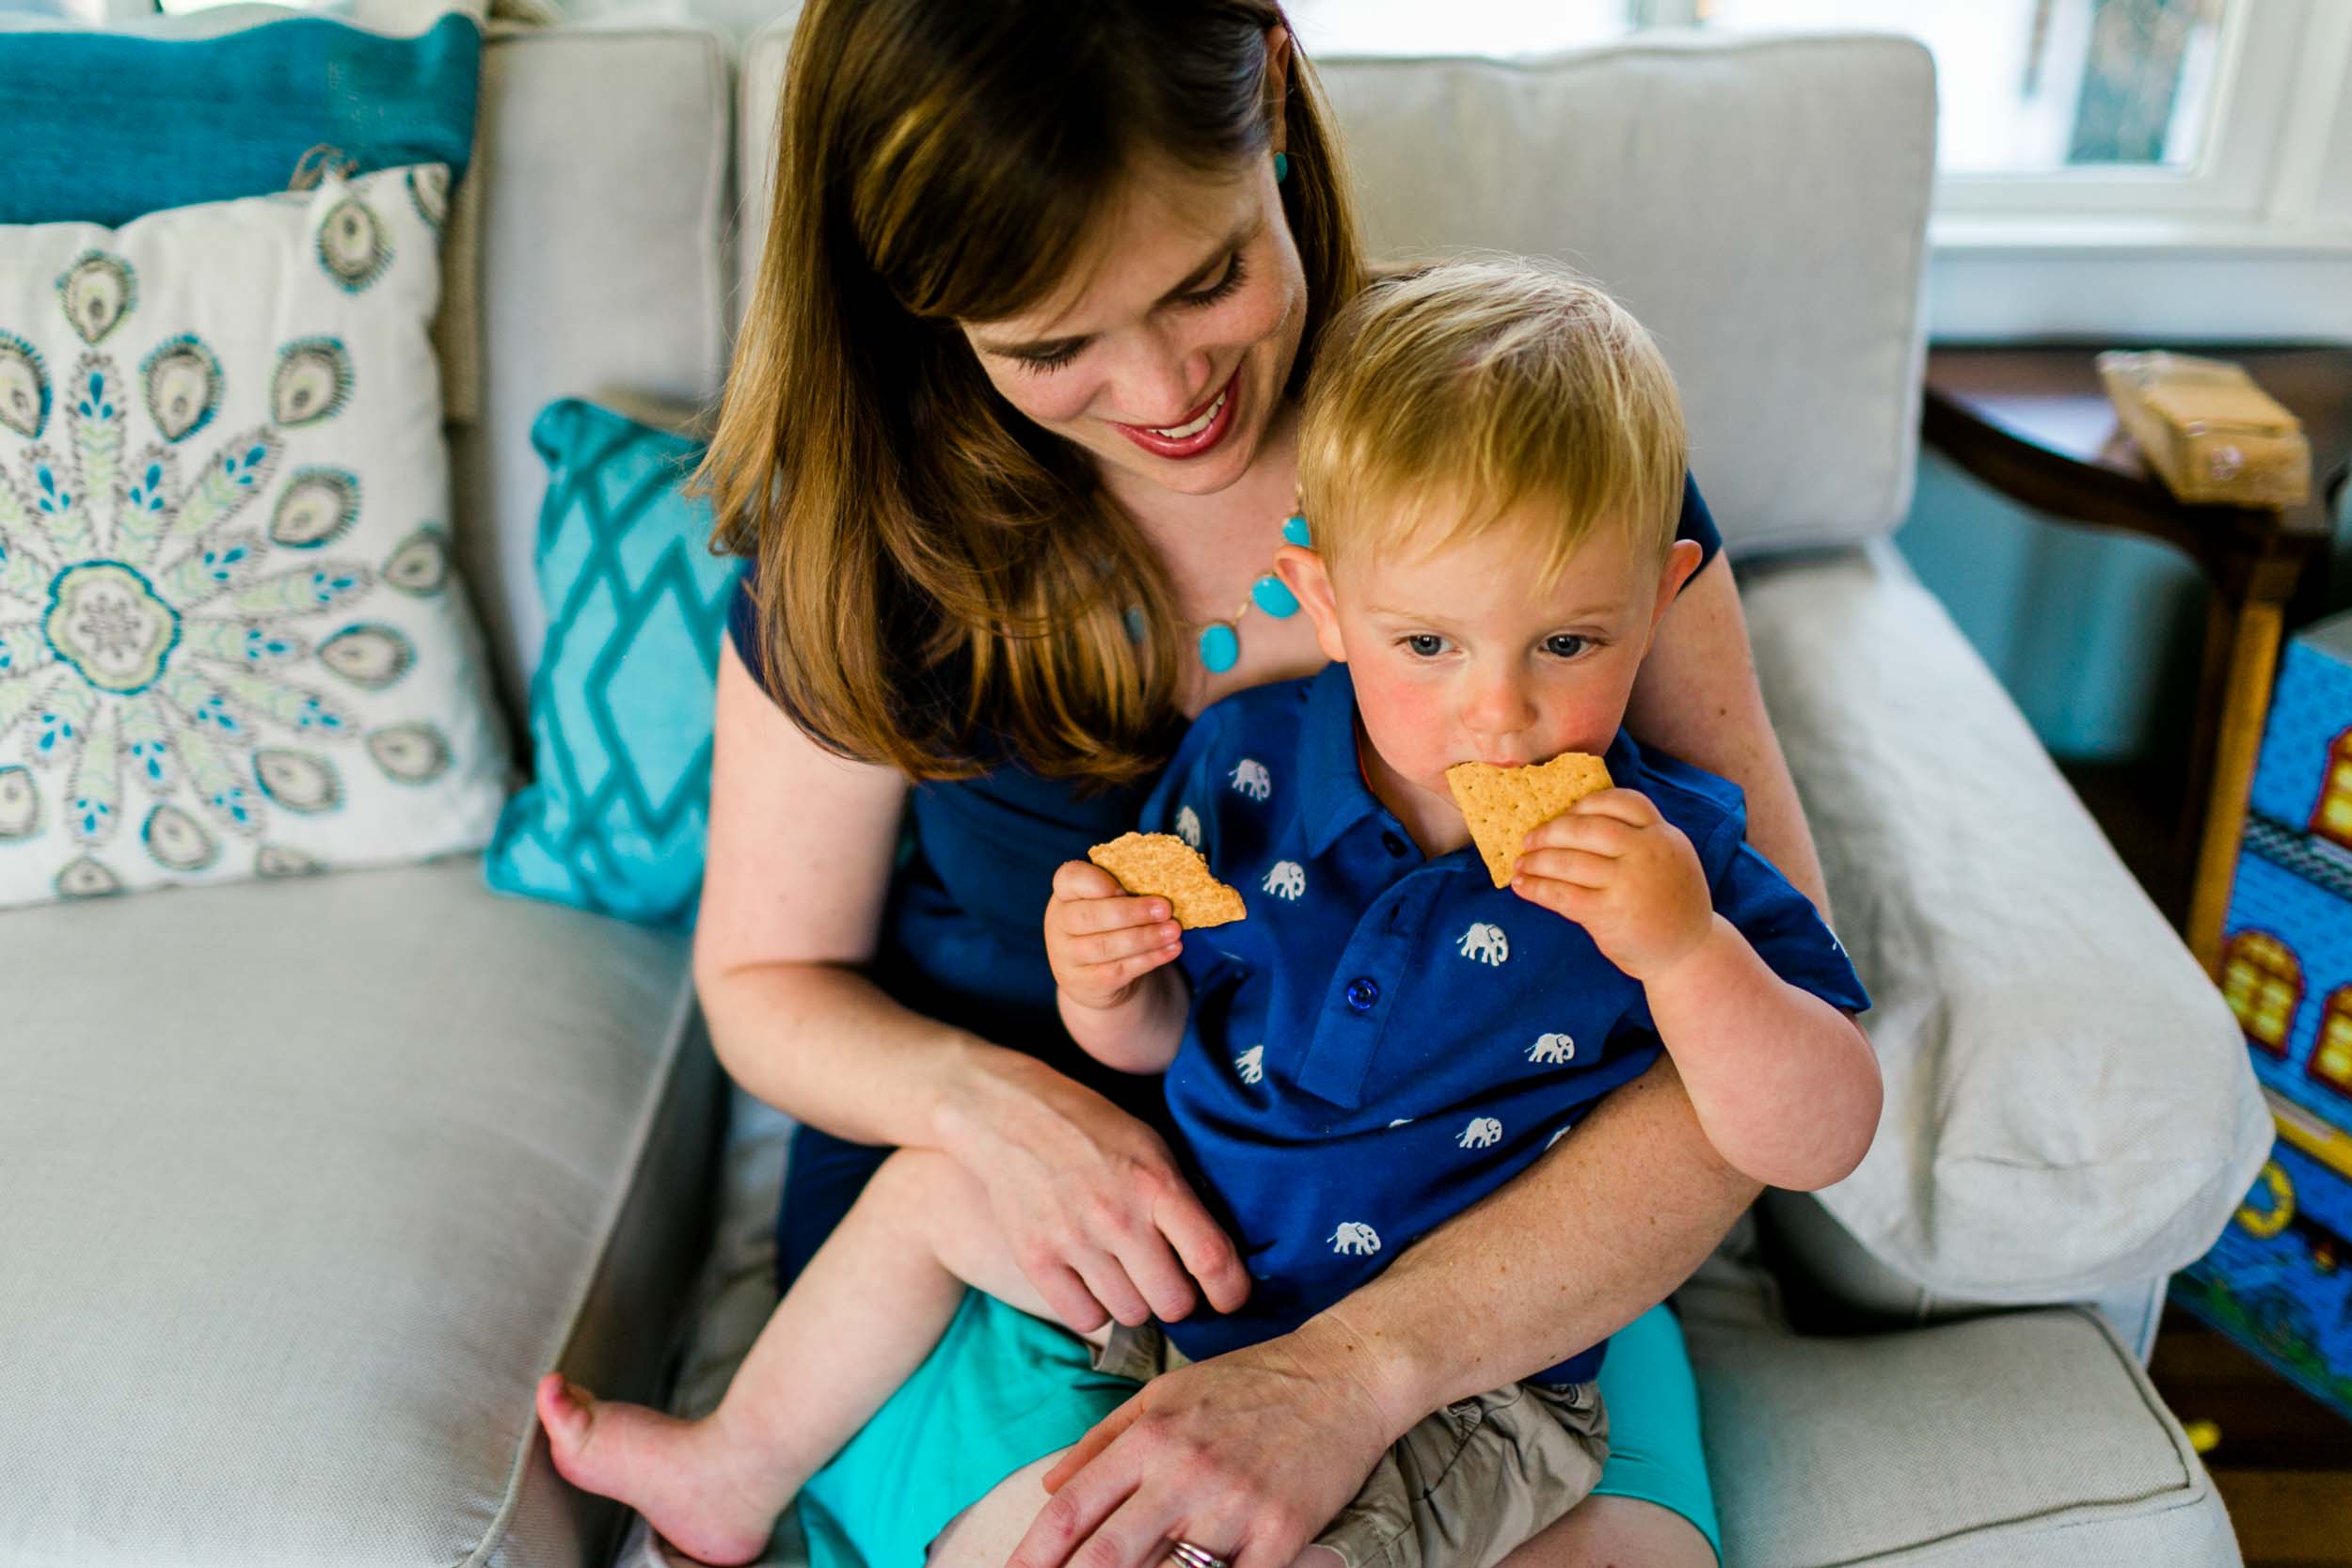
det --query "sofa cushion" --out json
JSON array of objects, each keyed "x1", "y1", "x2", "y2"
[
  {"x1": 454, "y1": 24, "x2": 733, "y2": 724},
  {"x1": 1739, "y1": 542, "x2": 2270, "y2": 1304},
  {"x1": 485, "y1": 397, "x2": 739, "y2": 927},
  {"x1": 0, "y1": 5, "x2": 479, "y2": 227},
  {"x1": 0, "y1": 861, "x2": 720, "y2": 1567},
  {"x1": 1679, "y1": 1254, "x2": 2238, "y2": 1568},
  {"x1": 0, "y1": 165, "x2": 513, "y2": 910}
]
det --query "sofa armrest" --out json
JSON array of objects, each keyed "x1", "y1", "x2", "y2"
[{"x1": 1738, "y1": 541, "x2": 2270, "y2": 1304}]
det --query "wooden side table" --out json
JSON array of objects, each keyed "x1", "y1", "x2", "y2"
[{"x1": 1921, "y1": 344, "x2": 2350, "y2": 976}]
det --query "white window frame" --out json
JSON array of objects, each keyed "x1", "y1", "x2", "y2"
[
  {"x1": 1907, "y1": 0, "x2": 2352, "y2": 340},
  {"x1": 1926, "y1": 0, "x2": 2352, "y2": 236}
]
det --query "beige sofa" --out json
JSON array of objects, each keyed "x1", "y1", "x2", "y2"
[{"x1": 0, "y1": 12, "x2": 2268, "y2": 1568}]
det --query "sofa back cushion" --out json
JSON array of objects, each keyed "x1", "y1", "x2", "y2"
[
  {"x1": 455, "y1": 24, "x2": 734, "y2": 717},
  {"x1": 1316, "y1": 35, "x2": 1934, "y2": 557},
  {"x1": 735, "y1": 23, "x2": 1933, "y2": 560}
]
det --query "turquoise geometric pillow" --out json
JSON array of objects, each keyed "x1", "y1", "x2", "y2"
[{"x1": 485, "y1": 400, "x2": 741, "y2": 927}]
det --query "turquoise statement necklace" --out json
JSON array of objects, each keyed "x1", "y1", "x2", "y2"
[{"x1": 1190, "y1": 509, "x2": 1312, "y2": 673}]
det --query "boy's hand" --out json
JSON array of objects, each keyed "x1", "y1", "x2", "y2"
[
  {"x1": 1046, "y1": 861, "x2": 1185, "y2": 1011},
  {"x1": 1512, "y1": 788, "x2": 1713, "y2": 981}
]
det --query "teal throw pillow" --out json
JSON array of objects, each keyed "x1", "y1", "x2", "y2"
[
  {"x1": 0, "y1": 10, "x2": 480, "y2": 225},
  {"x1": 485, "y1": 399, "x2": 741, "y2": 927}
]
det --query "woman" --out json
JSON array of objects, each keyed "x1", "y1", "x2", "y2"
[{"x1": 692, "y1": 3, "x2": 1826, "y2": 1564}]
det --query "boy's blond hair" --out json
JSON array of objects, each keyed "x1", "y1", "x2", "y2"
[{"x1": 1296, "y1": 258, "x2": 1686, "y2": 584}]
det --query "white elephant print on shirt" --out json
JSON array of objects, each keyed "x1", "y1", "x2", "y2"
[
  {"x1": 1262, "y1": 860, "x2": 1305, "y2": 900},
  {"x1": 1457, "y1": 922, "x2": 1509, "y2": 966},
  {"x1": 1230, "y1": 758, "x2": 1271, "y2": 800},
  {"x1": 1233, "y1": 1044, "x2": 1265, "y2": 1085},
  {"x1": 1175, "y1": 805, "x2": 1202, "y2": 848},
  {"x1": 1527, "y1": 1032, "x2": 1577, "y2": 1065},
  {"x1": 1329, "y1": 1222, "x2": 1382, "y2": 1256},
  {"x1": 1457, "y1": 1117, "x2": 1502, "y2": 1149}
]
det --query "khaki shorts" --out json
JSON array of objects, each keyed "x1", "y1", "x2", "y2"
[{"x1": 1093, "y1": 1323, "x2": 1610, "y2": 1568}]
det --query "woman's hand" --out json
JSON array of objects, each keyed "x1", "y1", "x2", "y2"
[
  {"x1": 1009, "y1": 1317, "x2": 1401, "y2": 1568},
  {"x1": 939, "y1": 1049, "x2": 1250, "y2": 1334}
]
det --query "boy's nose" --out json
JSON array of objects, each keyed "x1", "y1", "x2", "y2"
[{"x1": 1463, "y1": 673, "x2": 1537, "y2": 742}]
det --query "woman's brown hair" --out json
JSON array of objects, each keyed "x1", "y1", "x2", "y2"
[{"x1": 696, "y1": 0, "x2": 1366, "y2": 783}]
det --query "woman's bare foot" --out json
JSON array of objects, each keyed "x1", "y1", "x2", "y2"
[{"x1": 535, "y1": 1373, "x2": 787, "y2": 1567}]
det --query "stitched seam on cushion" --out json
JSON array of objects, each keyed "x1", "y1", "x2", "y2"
[
  {"x1": 734, "y1": 31, "x2": 787, "y2": 312},
  {"x1": 1802, "y1": 1307, "x2": 2202, "y2": 1568},
  {"x1": 1870, "y1": 40, "x2": 1934, "y2": 539},
  {"x1": 1813, "y1": 1489, "x2": 2225, "y2": 1568},
  {"x1": 693, "y1": 30, "x2": 732, "y2": 398},
  {"x1": 457, "y1": 960, "x2": 703, "y2": 1568}
]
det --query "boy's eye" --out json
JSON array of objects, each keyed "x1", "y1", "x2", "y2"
[
  {"x1": 1545, "y1": 634, "x2": 1591, "y2": 658},
  {"x1": 1403, "y1": 634, "x2": 1448, "y2": 658}
]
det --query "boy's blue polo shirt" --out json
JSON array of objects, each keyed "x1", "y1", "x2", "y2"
[{"x1": 1141, "y1": 661, "x2": 1869, "y2": 1384}]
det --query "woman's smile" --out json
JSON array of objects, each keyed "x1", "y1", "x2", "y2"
[{"x1": 1109, "y1": 366, "x2": 1241, "y2": 459}]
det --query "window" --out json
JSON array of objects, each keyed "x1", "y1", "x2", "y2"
[
  {"x1": 1292, "y1": 1, "x2": 2343, "y2": 207},
  {"x1": 2221, "y1": 930, "x2": 2301, "y2": 1056},
  {"x1": 2313, "y1": 986, "x2": 2352, "y2": 1099},
  {"x1": 2312, "y1": 731, "x2": 2352, "y2": 852},
  {"x1": 1288, "y1": 0, "x2": 2352, "y2": 338},
  {"x1": 1694, "y1": 0, "x2": 2232, "y2": 177}
]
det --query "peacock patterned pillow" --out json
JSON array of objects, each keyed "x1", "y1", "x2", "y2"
[{"x1": 0, "y1": 164, "x2": 510, "y2": 910}]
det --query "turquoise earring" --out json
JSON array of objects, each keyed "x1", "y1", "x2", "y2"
[{"x1": 1274, "y1": 150, "x2": 1289, "y2": 182}]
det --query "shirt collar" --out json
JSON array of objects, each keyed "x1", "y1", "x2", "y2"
[
  {"x1": 1297, "y1": 661, "x2": 1386, "y2": 858},
  {"x1": 1295, "y1": 660, "x2": 1652, "y2": 861}
]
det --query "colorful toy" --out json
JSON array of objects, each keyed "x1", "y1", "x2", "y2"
[
  {"x1": 2173, "y1": 1095, "x2": 2352, "y2": 1422},
  {"x1": 2217, "y1": 610, "x2": 2352, "y2": 1123},
  {"x1": 2185, "y1": 609, "x2": 2352, "y2": 1421}
]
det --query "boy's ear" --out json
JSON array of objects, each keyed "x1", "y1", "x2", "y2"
[
  {"x1": 1645, "y1": 539, "x2": 1706, "y2": 646},
  {"x1": 1275, "y1": 543, "x2": 1348, "y2": 663}
]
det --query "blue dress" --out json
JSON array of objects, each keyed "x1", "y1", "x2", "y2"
[{"x1": 727, "y1": 475, "x2": 1729, "y2": 1566}]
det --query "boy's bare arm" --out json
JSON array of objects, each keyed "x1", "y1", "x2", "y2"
[
  {"x1": 1057, "y1": 965, "x2": 1189, "y2": 1075},
  {"x1": 1044, "y1": 859, "x2": 1191, "y2": 1075},
  {"x1": 1512, "y1": 786, "x2": 1880, "y2": 1190},
  {"x1": 1639, "y1": 919, "x2": 1879, "y2": 1190}
]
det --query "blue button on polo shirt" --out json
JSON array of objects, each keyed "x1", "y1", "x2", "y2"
[{"x1": 1140, "y1": 661, "x2": 1870, "y2": 1384}]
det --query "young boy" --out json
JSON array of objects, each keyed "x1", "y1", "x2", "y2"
[{"x1": 535, "y1": 260, "x2": 1878, "y2": 1568}]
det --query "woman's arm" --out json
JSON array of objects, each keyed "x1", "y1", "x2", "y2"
[
  {"x1": 694, "y1": 633, "x2": 955, "y2": 1145},
  {"x1": 695, "y1": 639, "x2": 1248, "y2": 1330},
  {"x1": 1626, "y1": 550, "x2": 1832, "y2": 921},
  {"x1": 1009, "y1": 1053, "x2": 1759, "y2": 1568}
]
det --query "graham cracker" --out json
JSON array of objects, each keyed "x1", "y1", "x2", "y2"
[
  {"x1": 1445, "y1": 752, "x2": 1614, "y2": 889},
  {"x1": 1087, "y1": 832, "x2": 1247, "y2": 929}
]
